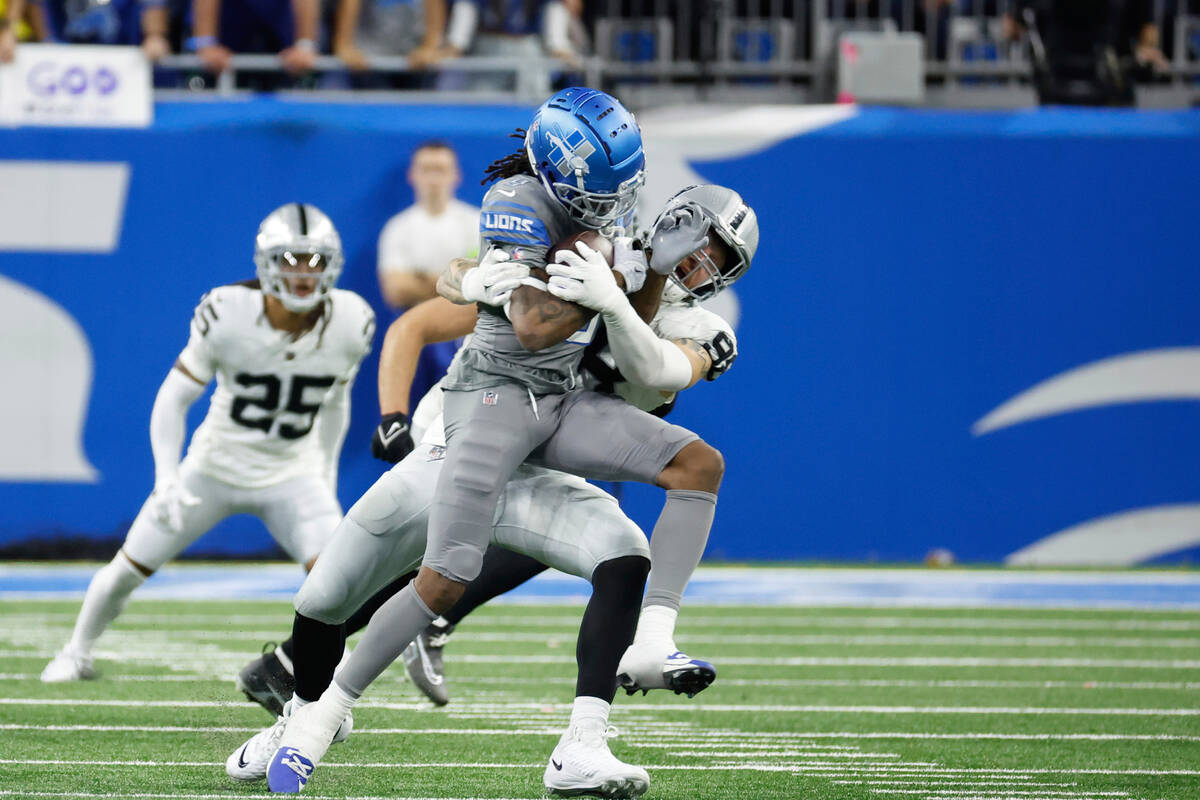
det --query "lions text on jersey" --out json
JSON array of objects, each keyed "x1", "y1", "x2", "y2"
[
  {"x1": 444, "y1": 175, "x2": 594, "y2": 396},
  {"x1": 177, "y1": 281, "x2": 375, "y2": 487}
]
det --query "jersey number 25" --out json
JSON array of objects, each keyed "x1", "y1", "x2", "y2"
[{"x1": 230, "y1": 373, "x2": 336, "y2": 439}]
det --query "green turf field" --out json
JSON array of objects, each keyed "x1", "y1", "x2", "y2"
[{"x1": 1, "y1": 598, "x2": 1198, "y2": 800}]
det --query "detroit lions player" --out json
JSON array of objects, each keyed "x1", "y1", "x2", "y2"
[
  {"x1": 40, "y1": 204, "x2": 374, "y2": 683},
  {"x1": 250, "y1": 186, "x2": 755, "y2": 797},
  {"x1": 261, "y1": 87, "x2": 730, "y2": 792}
]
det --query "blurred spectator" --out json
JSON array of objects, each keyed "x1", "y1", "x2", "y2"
[
  {"x1": 1, "y1": 0, "x2": 49, "y2": 62},
  {"x1": 377, "y1": 140, "x2": 479, "y2": 412},
  {"x1": 189, "y1": 0, "x2": 319, "y2": 75},
  {"x1": 433, "y1": 0, "x2": 578, "y2": 90},
  {"x1": 330, "y1": 0, "x2": 446, "y2": 71},
  {"x1": 1005, "y1": 0, "x2": 1167, "y2": 105},
  {"x1": 0, "y1": 0, "x2": 170, "y2": 61},
  {"x1": 378, "y1": 141, "x2": 479, "y2": 309}
]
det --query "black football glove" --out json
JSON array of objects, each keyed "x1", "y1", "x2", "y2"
[{"x1": 371, "y1": 411, "x2": 414, "y2": 463}]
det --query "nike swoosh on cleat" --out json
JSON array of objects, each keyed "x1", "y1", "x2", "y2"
[
  {"x1": 237, "y1": 745, "x2": 250, "y2": 769},
  {"x1": 551, "y1": 759, "x2": 563, "y2": 771}
]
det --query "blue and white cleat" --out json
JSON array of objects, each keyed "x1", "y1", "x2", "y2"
[
  {"x1": 228, "y1": 699, "x2": 353, "y2": 783},
  {"x1": 617, "y1": 643, "x2": 716, "y2": 699},
  {"x1": 267, "y1": 746, "x2": 315, "y2": 793},
  {"x1": 265, "y1": 699, "x2": 344, "y2": 793}
]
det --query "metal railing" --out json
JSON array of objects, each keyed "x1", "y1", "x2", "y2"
[{"x1": 144, "y1": 1, "x2": 1200, "y2": 107}]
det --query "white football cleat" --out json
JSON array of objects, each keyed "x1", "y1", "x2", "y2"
[
  {"x1": 266, "y1": 698, "x2": 345, "y2": 792},
  {"x1": 228, "y1": 700, "x2": 353, "y2": 783},
  {"x1": 544, "y1": 724, "x2": 649, "y2": 799},
  {"x1": 40, "y1": 646, "x2": 96, "y2": 683},
  {"x1": 617, "y1": 641, "x2": 716, "y2": 698}
]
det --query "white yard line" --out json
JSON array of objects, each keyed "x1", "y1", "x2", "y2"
[
  {"x1": 7, "y1": 724, "x2": 1195, "y2": 743},
  {"x1": 3, "y1": 759, "x2": 1199, "y2": 777},
  {"x1": 4, "y1": 697, "x2": 1198, "y2": 715},
  {"x1": 10, "y1": 625, "x2": 1200, "y2": 649},
  {"x1": 8, "y1": 647, "x2": 1200, "y2": 670},
  {"x1": 9, "y1": 611, "x2": 1200, "y2": 634}
]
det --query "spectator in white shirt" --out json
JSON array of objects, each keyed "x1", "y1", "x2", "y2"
[{"x1": 377, "y1": 141, "x2": 480, "y2": 310}]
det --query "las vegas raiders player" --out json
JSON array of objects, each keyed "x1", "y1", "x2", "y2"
[
  {"x1": 40, "y1": 204, "x2": 374, "y2": 683},
  {"x1": 245, "y1": 186, "x2": 754, "y2": 797}
]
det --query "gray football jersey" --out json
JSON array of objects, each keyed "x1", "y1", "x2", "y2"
[{"x1": 443, "y1": 175, "x2": 599, "y2": 395}]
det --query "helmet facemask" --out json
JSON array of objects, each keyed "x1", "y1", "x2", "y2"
[
  {"x1": 549, "y1": 169, "x2": 644, "y2": 230},
  {"x1": 255, "y1": 246, "x2": 343, "y2": 313}
]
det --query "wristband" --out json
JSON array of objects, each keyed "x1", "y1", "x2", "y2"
[
  {"x1": 187, "y1": 35, "x2": 217, "y2": 51},
  {"x1": 294, "y1": 38, "x2": 317, "y2": 53}
]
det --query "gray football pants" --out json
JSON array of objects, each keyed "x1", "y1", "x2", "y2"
[
  {"x1": 293, "y1": 443, "x2": 650, "y2": 625},
  {"x1": 426, "y1": 385, "x2": 698, "y2": 584}
]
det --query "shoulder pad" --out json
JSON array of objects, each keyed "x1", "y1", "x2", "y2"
[
  {"x1": 190, "y1": 284, "x2": 247, "y2": 339},
  {"x1": 480, "y1": 177, "x2": 557, "y2": 247}
]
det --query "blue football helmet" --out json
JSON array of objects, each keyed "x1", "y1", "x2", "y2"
[{"x1": 525, "y1": 87, "x2": 645, "y2": 230}]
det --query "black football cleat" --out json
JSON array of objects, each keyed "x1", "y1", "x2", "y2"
[{"x1": 236, "y1": 643, "x2": 296, "y2": 717}]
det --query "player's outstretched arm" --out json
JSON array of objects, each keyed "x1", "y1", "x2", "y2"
[
  {"x1": 379, "y1": 297, "x2": 478, "y2": 415},
  {"x1": 146, "y1": 362, "x2": 207, "y2": 531}
]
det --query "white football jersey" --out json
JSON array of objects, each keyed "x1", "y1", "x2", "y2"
[
  {"x1": 593, "y1": 300, "x2": 738, "y2": 414},
  {"x1": 177, "y1": 283, "x2": 375, "y2": 488},
  {"x1": 415, "y1": 300, "x2": 737, "y2": 446}
]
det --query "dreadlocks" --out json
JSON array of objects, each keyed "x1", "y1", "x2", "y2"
[{"x1": 482, "y1": 128, "x2": 536, "y2": 185}]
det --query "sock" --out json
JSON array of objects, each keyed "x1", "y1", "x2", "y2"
[
  {"x1": 576, "y1": 556, "x2": 649, "y2": 702},
  {"x1": 291, "y1": 694, "x2": 310, "y2": 708},
  {"x1": 567, "y1": 695, "x2": 610, "y2": 736},
  {"x1": 642, "y1": 489, "x2": 717, "y2": 611},
  {"x1": 67, "y1": 552, "x2": 147, "y2": 654},
  {"x1": 310, "y1": 679, "x2": 357, "y2": 731},
  {"x1": 343, "y1": 571, "x2": 417, "y2": 635},
  {"x1": 291, "y1": 613, "x2": 346, "y2": 703},
  {"x1": 442, "y1": 546, "x2": 547, "y2": 626},
  {"x1": 334, "y1": 583, "x2": 438, "y2": 697},
  {"x1": 633, "y1": 605, "x2": 678, "y2": 646}
]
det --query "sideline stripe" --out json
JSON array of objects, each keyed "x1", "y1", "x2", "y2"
[
  {"x1": 4, "y1": 724, "x2": 1196, "y2": 742},
  {"x1": 3, "y1": 697, "x2": 1198, "y2": 715}
]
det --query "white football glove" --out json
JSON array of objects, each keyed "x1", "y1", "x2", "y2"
[
  {"x1": 546, "y1": 241, "x2": 627, "y2": 314},
  {"x1": 611, "y1": 236, "x2": 648, "y2": 294},
  {"x1": 150, "y1": 476, "x2": 200, "y2": 534},
  {"x1": 461, "y1": 249, "x2": 530, "y2": 307}
]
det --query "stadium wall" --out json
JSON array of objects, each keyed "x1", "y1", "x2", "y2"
[{"x1": 3, "y1": 101, "x2": 1200, "y2": 565}]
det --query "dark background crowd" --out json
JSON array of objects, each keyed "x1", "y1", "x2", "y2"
[{"x1": 0, "y1": 0, "x2": 1187, "y2": 104}]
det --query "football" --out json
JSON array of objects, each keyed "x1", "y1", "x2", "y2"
[{"x1": 548, "y1": 230, "x2": 614, "y2": 268}]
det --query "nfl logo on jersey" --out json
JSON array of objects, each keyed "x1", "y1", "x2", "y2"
[{"x1": 482, "y1": 391, "x2": 499, "y2": 406}]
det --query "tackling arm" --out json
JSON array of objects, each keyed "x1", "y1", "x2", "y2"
[{"x1": 378, "y1": 296, "x2": 478, "y2": 414}]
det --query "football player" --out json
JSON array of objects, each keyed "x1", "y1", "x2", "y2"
[
  {"x1": 244, "y1": 185, "x2": 755, "y2": 798},
  {"x1": 40, "y1": 204, "x2": 375, "y2": 683}
]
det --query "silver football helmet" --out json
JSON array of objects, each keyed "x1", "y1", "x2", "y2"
[
  {"x1": 253, "y1": 203, "x2": 344, "y2": 313},
  {"x1": 655, "y1": 185, "x2": 758, "y2": 303}
]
